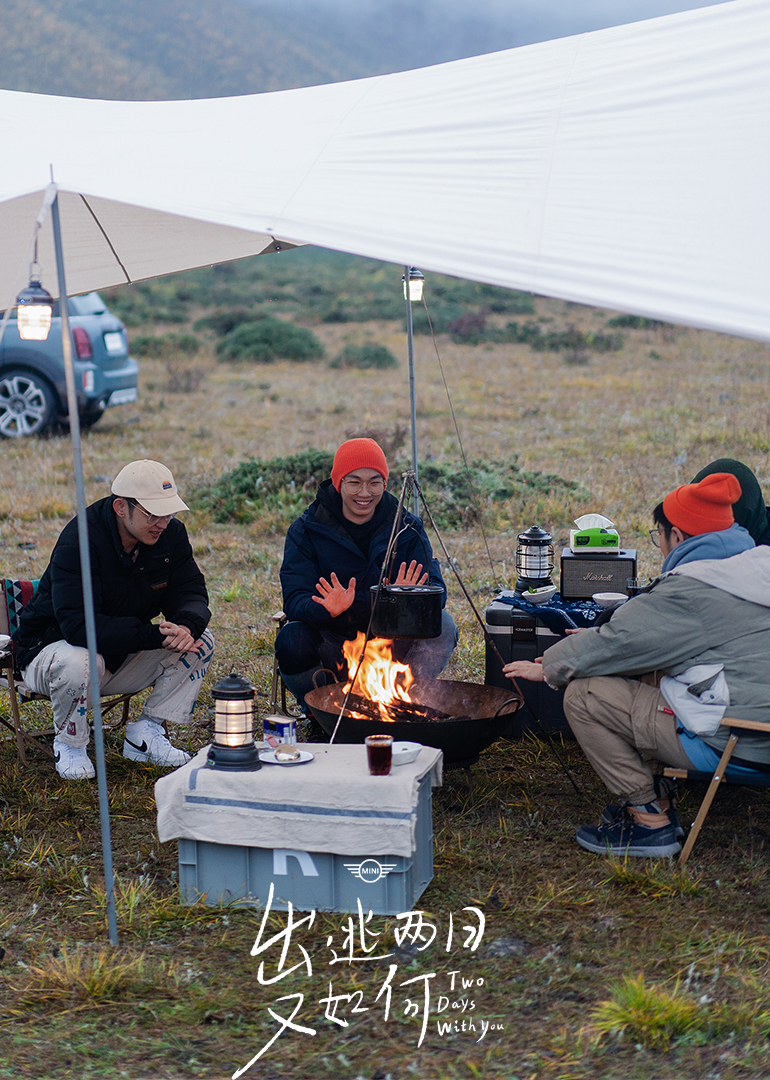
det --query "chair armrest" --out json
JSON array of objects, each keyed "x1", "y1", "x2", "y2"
[{"x1": 720, "y1": 716, "x2": 770, "y2": 734}]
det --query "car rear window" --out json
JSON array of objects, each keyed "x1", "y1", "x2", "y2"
[{"x1": 68, "y1": 293, "x2": 108, "y2": 316}]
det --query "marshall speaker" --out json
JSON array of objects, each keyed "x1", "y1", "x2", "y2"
[{"x1": 559, "y1": 548, "x2": 637, "y2": 601}]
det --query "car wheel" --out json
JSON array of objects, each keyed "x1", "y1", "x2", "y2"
[
  {"x1": 0, "y1": 370, "x2": 57, "y2": 437},
  {"x1": 79, "y1": 406, "x2": 106, "y2": 430}
]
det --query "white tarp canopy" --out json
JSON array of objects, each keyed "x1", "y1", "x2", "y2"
[{"x1": 1, "y1": 0, "x2": 769, "y2": 340}]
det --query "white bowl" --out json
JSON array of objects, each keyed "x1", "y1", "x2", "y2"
[
  {"x1": 523, "y1": 584, "x2": 557, "y2": 605},
  {"x1": 593, "y1": 592, "x2": 628, "y2": 610},
  {"x1": 391, "y1": 741, "x2": 422, "y2": 765}
]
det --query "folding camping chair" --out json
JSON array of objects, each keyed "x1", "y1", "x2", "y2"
[
  {"x1": 0, "y1": 578, "x2": 139, "y2": 766},
  {"x1": 663, "y1": 715, "x2": 770, "y2": 868}
]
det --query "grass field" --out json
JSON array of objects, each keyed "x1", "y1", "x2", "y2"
[{"x1": 2, "y1": 267, "x2": 770, "y2": 1080}]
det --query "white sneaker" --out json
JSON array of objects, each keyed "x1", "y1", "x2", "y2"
[
  {"x1": 123, "y1": 718, "x2": 191, "y2": 767},
  {"x1": 53, "y1": 739, "x2": 96, "y2": 780}
]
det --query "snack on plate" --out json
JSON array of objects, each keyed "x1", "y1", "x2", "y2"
[{"x1": 274, "y1": 744, "x2": 301, "y2": 762}]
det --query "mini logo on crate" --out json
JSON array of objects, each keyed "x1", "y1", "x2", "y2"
[{"x1": 344, "y1": 858, "x2": 397, "y2": 883}]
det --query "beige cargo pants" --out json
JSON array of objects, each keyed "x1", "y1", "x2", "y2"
[{"x1": 563, "y1": 676, "x2": 697, "y2": 805}]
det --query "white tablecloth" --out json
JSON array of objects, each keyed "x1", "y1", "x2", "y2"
[{"x1": 155, "y1": 742, "x2": 443, "y2": 858}]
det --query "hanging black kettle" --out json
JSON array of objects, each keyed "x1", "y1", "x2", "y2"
[{"x1": 369, "y1": 583, "x2": 444, "y2": 639}]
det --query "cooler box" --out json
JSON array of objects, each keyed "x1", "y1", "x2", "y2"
[
  {"x1": 177, "y1": 773, "x2": 433, "y2": 914},
  {"x1": 155, "y1": 744, "x2": 443, "y2": 915},
  {"x1": 485, "y1": 594, "x2": 570, "y2": 739}
]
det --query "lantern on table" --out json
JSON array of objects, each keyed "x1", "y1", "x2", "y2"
[
  {"x1": 514, "y1": 525, "x2": 555, "y2": 593},
  {"x1": 206, "y1": 672, "x2": 261, "y2": 771}
]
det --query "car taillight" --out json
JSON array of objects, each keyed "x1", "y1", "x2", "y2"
[{"x1": 72, "y1": 326, "x2": 93, "y2": 360}]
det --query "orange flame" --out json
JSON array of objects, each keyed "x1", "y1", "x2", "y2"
[{"x1": 342, "y1": 632, "x2": 413, "y2": 717}]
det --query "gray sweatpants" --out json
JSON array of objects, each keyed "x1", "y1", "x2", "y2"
[
  {"x1": 563, "y1": 676, "x2": 697, "y2": 805},
  {"x1": 22, "y1": 629, "x2": 215, "y2": 748}
]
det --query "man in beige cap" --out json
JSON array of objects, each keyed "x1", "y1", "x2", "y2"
[{"x1": 14, "y1": 460, "x2": 213, "y2": 780}]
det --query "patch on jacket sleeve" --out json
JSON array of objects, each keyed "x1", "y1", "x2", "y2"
[{"x1": 151, "y1": 581, "x2": 168, "y2": 591}]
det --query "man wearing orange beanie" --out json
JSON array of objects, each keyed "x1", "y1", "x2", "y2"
[
  {"x1": 504, "y1": 472, "x2": 770, "y2": 858},
  {"x1": 276, "y1": 438, "x2": 458, "y2": 722}
]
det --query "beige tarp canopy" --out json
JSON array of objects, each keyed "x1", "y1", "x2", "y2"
[{"x1": 1, "y1": 0, "x2": 768, "y2": 339}]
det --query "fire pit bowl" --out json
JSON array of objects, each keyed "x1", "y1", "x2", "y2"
[{"x1": 305, "y1": 678, "x2": 522, "y2": 765}]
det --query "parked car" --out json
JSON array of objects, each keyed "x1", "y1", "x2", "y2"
[{"x1": 0, "y1": 291, "x2": 139, "y2": 437}]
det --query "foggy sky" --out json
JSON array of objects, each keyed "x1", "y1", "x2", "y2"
[
  {"x1": 496, "y1": 0, "x2": 730, "y2": 45},
  {"x1": 251, "y1": 0, "x2": 731, "y2": 44}
]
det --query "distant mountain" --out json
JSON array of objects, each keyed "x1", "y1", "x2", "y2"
[
  {"x1": 0, "y1": 0, "x2": 520, "y2": 101},
  {"x1": 0, "y1": 0, "x2": 368, "y2": 100}
]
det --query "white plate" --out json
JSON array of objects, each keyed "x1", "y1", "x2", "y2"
[
  {"x1": 392, "y1": 741, "x2": 423, "y2": 765},
  {"x1": 259, "y1": 749, "x2": 315, "y2": 766}
]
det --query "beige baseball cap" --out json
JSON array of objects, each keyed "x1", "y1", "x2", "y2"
[{"x1": 111, "y1": 460, "x2": 189, "y2": 515}]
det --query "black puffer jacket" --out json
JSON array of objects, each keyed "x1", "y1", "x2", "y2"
[{"x1": 14, "y1": 496, "x2": 210, "y2": 673}]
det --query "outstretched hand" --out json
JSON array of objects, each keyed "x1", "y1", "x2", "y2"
[
  {"x1": 313, "y1": 572, "x2": 356, "y2": 617},
  {"x1": 502, "y1": 658, "x2": 545, "y2": 683},
  {"x1": 393, "y1": 560, "x2": 429, "y2": 586}
]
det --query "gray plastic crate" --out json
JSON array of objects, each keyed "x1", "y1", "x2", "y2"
[{"x1": 177, "y1": 773, "x2": 434, "y2": 914}]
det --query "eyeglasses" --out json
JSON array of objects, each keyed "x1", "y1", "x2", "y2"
[
  {"x1": 649, "y1": 527, "x2": 661, "y2": 549},
  {"x1": 342, "y1": 478, "x2": 385, "y2": 495},
  {"x1": 129, "y1": 500, "x2": 175, "y2": 527}
]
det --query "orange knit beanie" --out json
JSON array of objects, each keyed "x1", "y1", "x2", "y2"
[
  {"x1": 663, "y1": 472, "x2": 742, "y2": 535},
  {"x1": 331, "y1": 438, "x2": 389, "y2": 490}
]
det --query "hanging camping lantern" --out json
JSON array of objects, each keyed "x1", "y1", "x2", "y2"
[
  {"x1": 206, "y1": 672, "x2": 261, "y2": 771},
  {"x1": 16, "y1": 266, "x2": 54, "y2": 341},
  {"x1": 514, "y1": 525, "x2": 555, "y2": 592},
  {"x1": 402, "y1": 267, "x2": 424, "y2": 302}
]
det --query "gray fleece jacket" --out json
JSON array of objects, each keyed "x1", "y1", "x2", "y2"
[{"x1": 542, "y1": 546, "x2": 770, "y2": 764}]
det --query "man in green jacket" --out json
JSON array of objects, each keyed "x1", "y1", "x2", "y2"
[{"x1": 504, "y1": 472, "x2": 770, "y2": 857}]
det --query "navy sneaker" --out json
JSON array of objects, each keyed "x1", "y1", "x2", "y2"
[
  {"x1": 601, "y1": 777, "x2": 684, "y2": 838},
  {"x1": 601, "y1": 800, "x2": 685, "y2": 840},
  {"x1": 576, "y1": 807, "x2": 682, "y2": 857}
]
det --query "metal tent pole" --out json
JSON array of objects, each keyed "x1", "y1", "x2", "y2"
[
  {"x1": 404, "y1": 265, "x2": 419, "y2": 518},
  {"x1": 51, "y1": 191, "x2": 119, "y2": 946}
]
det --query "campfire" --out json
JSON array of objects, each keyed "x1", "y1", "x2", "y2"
[{"x1": 340, "y1": 633, "x2": 464, "y2": 724}]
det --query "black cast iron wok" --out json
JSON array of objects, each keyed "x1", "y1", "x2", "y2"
[{"x1": 305, "y1": 678, "x2": 522, "y2": 765}]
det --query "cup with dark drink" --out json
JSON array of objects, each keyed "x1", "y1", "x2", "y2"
[
  {"x1": 365, "y1": 734, "x2": 393, "y2": 776},
  {"x1": 626, "y1": 577, "x2": 648, "y2": 598}
]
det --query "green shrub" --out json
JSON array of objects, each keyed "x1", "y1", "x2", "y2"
[
  {"x1": 192, "y1": 446, "x2": 587, "y2": 530},
  {"x1": 606, "y1": 314, "x2": 666, "y2": 329},
  {"x1": 130, "y1": 333, "x2": 200, "y2": 358},
  {"x1": 193, "y1": 308, "x2": 259, "y2": 336},
  {"x1": 417, "y1": 457, "x2": 587, "y2": 527},
  {"x1": 330, "y1": 344, "x2": 398, "y2": 369},
  {"x1": 321, "y1": 293, "x2": 405, "y2": 323},
  {"x1": 411, "y1": 300, "x2": 467, "y2": 335},
  {"x1": 485, "y1": 290, "x2": 535, "y2": 315},
  {"x1": 215, "y1": 318, "x2": 324, "y2": 363},
  {"x1": 448, "y1": 311, "x2": 488, "y2": 344},
  {"x1": 192, "y1": 449, "x2": 335, "y2": 524},
  {"x1": 500, "y1": 321, "x2": 623, "y2": 354}
]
